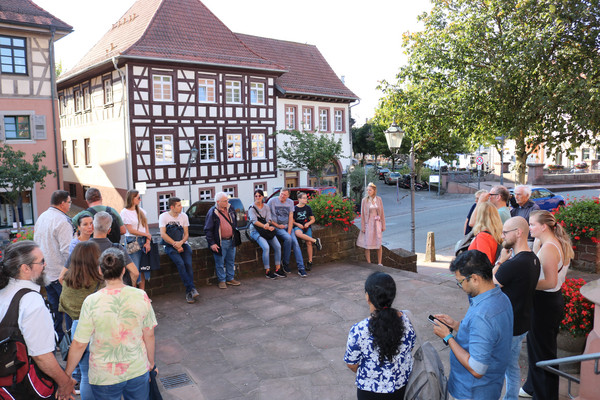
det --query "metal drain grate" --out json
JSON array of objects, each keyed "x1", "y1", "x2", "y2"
[{"x1": 159, "y1": 373, "x2": 194, "y2": 390}]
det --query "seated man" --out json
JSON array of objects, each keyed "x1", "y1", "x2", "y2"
[
  {"x1": 432, "y1": 250, "x2": 513, "y2": 400},
  {"x1": 292, "y1": 192, "x2": 322, "y2": 271},
  {"x1": 267, "y1": 188, "x2": 307, "y2": 277}
]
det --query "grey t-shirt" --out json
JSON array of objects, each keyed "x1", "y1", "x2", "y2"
[
  {"x1": 248, "y1": 204, "x2": 273, "y2": 225},
  {"x1": 267, "y1": 198, "x2": 294, "y2": 227}
]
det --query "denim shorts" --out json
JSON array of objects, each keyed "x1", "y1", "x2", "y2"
[{"x1": 293, "y1": 226, "x2": 312, "y2": 237}]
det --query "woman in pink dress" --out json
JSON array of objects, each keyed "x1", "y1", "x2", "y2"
[{"x1": 357, "y1": 182, "x2": 386, "y2": 265}]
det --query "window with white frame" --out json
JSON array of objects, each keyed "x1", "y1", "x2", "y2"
[
  {"x1": 62, "y1": 141, "x2": 67, "y2": 166},
  {"x1": 155, "y1": 135, "x2": 174, "y2": 164},
  {"x1": 302, "y1": 107, "x2": 313, "y2": 131},
  {"x1": 199, "y1": 189, "x2": 213, "y2": 201},
  {"x1": 153, "y1": 75, "x2": 173, "y2": 101},
  {"x1": 84, "y1": 138, "x2": 91, "y2": 165},
  {"x1": 72, "y1": 140, "x2": 78, "y2": 166},
  {"x1": 198, "y1": 134, "x2": 216, "y2": 161},
  {"x1": 335, "y1": 109, "x2": 344, "y2": 132},
  {"x1": 4, "y1": 116, "x2": 30, "y2": 140},
  {"x1": 59, "y1": 95, "x2": 66, "y2": 115},
  {"x1": 0, "y1": 35, "x2": 27, "y2": 75},
  {"x1": 83, "y1": 86, "x2": 90, "y2": 110},
  {"x1": 319, "y1": 109, "x2": 329, "y2": 132},
  {"x1": 74, "y1": 89, "x2": 82, "y2": 112},
  {"x1": 250, "y1": 82, "x2": 265, "y2": 105},
  {"x1": 254, "y1": 182, "x2": 266, "y2": 192},
  {"x1": 198, "y1": 78, "x2": 215, "y2": 103},
  {"x1": 103, "y1": 78, "x2": 113, "y2": 104},
  {"x1": 251, "y1": 134, "x2": 265, "y2": 159},
  {"x1": 582, "y1": 148, "x2": 591, "y2": 160},
  {"x1": 223, "y1": 186, "x2": 236, "y2": 198},
  {"x1": 226, "y1": 81, "x2": 241, "y2": 103},
  {"x1": 285, "y1": 106, "x2": 296, "y2": 130},
  {"x1": 158, "y1": 193, "x2": 173, "y2": 214},
  {"x1": 227, "y1": 134, "x2": 242, "y2": 160}
]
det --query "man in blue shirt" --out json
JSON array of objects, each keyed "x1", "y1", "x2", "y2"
[{"x1": 432, "y1": 250, "x2": 513, "y2": 400}]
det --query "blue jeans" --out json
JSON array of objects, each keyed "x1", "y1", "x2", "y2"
[
  {"x1": 249, "y1": 228, "x2": 281, "y2": 268},
  {"x1": 503, "y1": 332, "x2": 527, "y2": 400},
  {"x1": 126, "y1": 237, "x2": 150, "y2": 282},
  {"x1": 45, "y1": 280, "x2": 72, "y2": 343},
  {"x1": 274, "y1": 228, "x2": 305, "y2": 272},
  {"x1": 213, "y1": 238, "x2": 236, "y2": 282},
  {"x1": 90, "y1": 371, "x2": 149, "y2": 400},
  {"x1": 71, "y1": 320, "x2": 94, "y2": 400},
  {"x1": 164, "y1": 243, "x2": 195, "y2": 293}
]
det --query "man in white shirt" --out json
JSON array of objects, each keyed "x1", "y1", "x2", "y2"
[
  {"x1": 0, "y1": 241, "x2": 75, "y2": 399},
  {"x1": 33, "y1": 190, "x2": 73, "y2": 343}
]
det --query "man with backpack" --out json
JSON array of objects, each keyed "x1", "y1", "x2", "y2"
[
  {"x1": 72, "y1": 187, "x2": 126, "y2": 244},
  {"x1": 0, "y1": 241, "x2": 75, "y2": 399}
]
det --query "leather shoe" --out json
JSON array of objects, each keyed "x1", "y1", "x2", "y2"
[
  {"x1": 218, "y1": 282, "x2": 227, "y2": 289},
  {"x1": 226, "y1": 279, "x2": 241, "y2": 286}
]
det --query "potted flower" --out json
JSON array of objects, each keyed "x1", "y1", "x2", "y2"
[
  {"x1": 553, "y1": 197, "x2": 600, "y2": 247},
  {"x1": 308, "y1": 194, "x2": 356, "y2": 231},
  {"x1": 547, "y1": 164, "x2": 564, "y2": 171},
  {"x1": 575, "y1": 161, "x2": 588, "y2": 170},
  {"x1": 558, "y1": 278, "x2": 595, "y2": 354}
]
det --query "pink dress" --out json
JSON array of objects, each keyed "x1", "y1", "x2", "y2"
[{"x1": 356, "y1": 196, "x2": 385, "y2": 249}]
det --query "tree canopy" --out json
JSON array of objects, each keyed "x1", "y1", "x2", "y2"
[
  {"x1": 381, "y1": 0, "x2": 600, "y2": 183},
  {"x1": 0, "y1": 144, "x2": 54, "y2": 228},
  {"x1": 276, "y1": 130, "x2": 344, "y2": 185}
]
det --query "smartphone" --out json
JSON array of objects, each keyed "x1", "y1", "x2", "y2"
[{"x1": 428, "y1": 315, "x2": 453, "y2": 332}]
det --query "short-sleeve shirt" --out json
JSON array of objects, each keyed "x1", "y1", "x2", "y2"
[
  {"x1": 120, "y1": 208, "x2": 148, "y2": 236},
  {"x1": 293, "y1": 205, "x2": 314, "y2": 225},
  {"x1": 158, "y1": 212, "x2": 189, "y2": 229},
  {"x1": 495, "y1": 251, "x2": 541, "y2": 335},
  {"x1": 344, "y1": 314, "x2": 416, "y2": 393},
  {"x1": 65, "y1": 238, "x2": 132, "y2": 269},
  {"x1": 497, "y1": 206, "x2": 511, "y2": 224},
  {"x1": 74, "y1": 286, "x2": 157, "y2": 385},
  {"x1": 267, "y1": 198, "x2": 294, "y2": 226},
  {"x1": 448, "y1": 286, "x2": 513, "y2": 399}
]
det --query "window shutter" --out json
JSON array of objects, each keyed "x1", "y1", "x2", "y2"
[{"x1": 33, "y1": 115, "x2": 46, "y2": 140}]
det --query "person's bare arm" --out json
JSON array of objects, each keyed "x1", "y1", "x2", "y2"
[
  {"x1": 142, "y1": 327, "x2": 156, "y2": 369},
  {"x1": 126, "y1": 262, "x2": 139, "y2": 286},
  {"x1": 536, "y1": 244, "x2": 560, "y2": 290},
  {"x1": 287, "y1": 211, "x2": 294, "y2": 234},
  {"x1": 32, "y1": 352, "x2": 76, "y2": 400},
  {"x1": 346, "y1": 363, "x2": 358, "y2": 373}
]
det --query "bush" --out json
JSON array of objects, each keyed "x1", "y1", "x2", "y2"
[
  {"x1": 561, "y1": 278, "x2": 594, "y2": 338},
  {"x1": 308, "y1": 194, "x2": 356, "y2": 231},
  {"x1": 554, "y1": 196, "x2": 600, "y2": 245}
]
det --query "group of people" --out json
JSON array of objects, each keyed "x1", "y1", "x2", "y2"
[{"x1": 345, "y1": 184, "x2": 572, "y2": 400}]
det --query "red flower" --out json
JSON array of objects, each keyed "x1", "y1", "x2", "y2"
[{"x1": 574, "y1": 236, "x2": 580, "y2": 240}]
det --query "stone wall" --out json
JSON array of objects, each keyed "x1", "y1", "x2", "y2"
[
  {"x1": 527, "y1": 163, "x2": 600, "y2": 186},
  {"x1": 144, "y1": 224, "x2": 417, "y2": 297},
  {"x1": 572, "y1": 237, "x2": 600, "y2": 274}
]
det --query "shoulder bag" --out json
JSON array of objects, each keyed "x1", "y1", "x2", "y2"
[
  {"x1": 216, "y1": 209, "x2": 242, "y2": 247},
  {"x1": 251, "y1": 206, "x2": 276, "y2": 240}
]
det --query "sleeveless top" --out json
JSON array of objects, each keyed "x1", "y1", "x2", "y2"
[{"x1": 537, "y1": 241, "x2": 569, "y2": 293}]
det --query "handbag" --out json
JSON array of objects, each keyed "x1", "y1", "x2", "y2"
[
  {"x1": 149, "y1": 366, "x2": 163, "y2": 400},
  {"x1": 140, "y1": 240, "x2": 161, "y2": 272},
  {"x1": 126, "y1": 236, "x2": 141, "y2": 254},
  {"x1": 251, "y1": 206, "x2": 276, "y2": 240},
  {"x1": 216, "y1": 209, "x2": 242, "y2": 247}
]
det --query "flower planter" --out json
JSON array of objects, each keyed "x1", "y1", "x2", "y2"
[
  {"x1": 557, "y1": 331, "x2": 586, "y2": 374},
  {"x1": 572, "y1": 236, "x2": 600, "y2": 274}
]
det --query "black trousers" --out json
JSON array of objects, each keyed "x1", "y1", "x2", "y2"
[
  {"x1": 357, "y1": 386, "x2": 405, "y2": 400},
  {"x1": 523, "y1": 290, "x2": 564, "y2": 400}
]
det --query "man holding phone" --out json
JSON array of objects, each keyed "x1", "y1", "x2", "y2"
[{"x1": 432, "y1": 250, "x2": 513, "y2": 400}]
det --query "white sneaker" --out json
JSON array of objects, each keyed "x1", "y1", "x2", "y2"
[{"x1": 519, "y1": 388, "x2": 532, "y2": 398}]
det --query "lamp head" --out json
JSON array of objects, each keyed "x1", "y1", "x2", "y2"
[{"x1": 384, "y1": 123, "x2": 404, "y2": 150}]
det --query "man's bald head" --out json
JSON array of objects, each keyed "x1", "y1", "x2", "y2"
[{"x1": 502, "y1": 216, "x2": 529, "y2": 250}]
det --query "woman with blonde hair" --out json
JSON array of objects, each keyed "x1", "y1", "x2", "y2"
[
  {"x1": 520, "y1": 210, "x2": 573, "y2": 400},
  {"x1": 120, "y1": 190, "x2": 152, "y2": 290},
  {"x1": 357, "y1": 183, "x2": 386, "y2": 266},
  {"x1": 468, "y1": 201, "x2": 503, "y2": 264}
]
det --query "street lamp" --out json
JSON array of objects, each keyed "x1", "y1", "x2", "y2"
[
  {"x1": 495, "y1": 136, "x2": 506, "y2": 186},
  {"x1": 187, "y1": 147, "x2": 198, "y2": 206},
  {"x1": 385, "y1": 123, "x2": 416, "y2": 253}
]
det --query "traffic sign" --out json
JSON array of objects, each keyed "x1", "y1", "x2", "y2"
[{"x1": 476, "y1": 156, "x2": 484, "y2": 166}]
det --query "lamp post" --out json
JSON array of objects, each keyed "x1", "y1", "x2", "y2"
[
  {"x1": 187, "y1": 147, "x2": 198, "y2": 206},
  {"x1": 384, "y1": 124, "x2": 416, "y2": 253},
  {"x1": 495, "y1": 136, "x2": 506, "y2": 186}
]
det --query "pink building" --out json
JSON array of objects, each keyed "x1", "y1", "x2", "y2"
[{"x1": 0, "y1": 0, "x2": 72, "y2": 229}]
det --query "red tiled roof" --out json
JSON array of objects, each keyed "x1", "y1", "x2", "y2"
[
  {"x1": 236, "y1": 33, "x2": 358, "y2": 102},
  {"x1": 0, "y1": 0, "x2": 72, "y2": 34},
  {"x1": 61, "y1": 0, "x2": 284, "y2": 80}
]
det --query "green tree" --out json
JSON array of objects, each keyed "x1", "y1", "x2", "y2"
[
  {"x1": 0, "y1": 145, "x2": 55, "y2": 229},
  {"x1": 277, "y1": 130, "x2": 344, "y2": 186},
  {"x1": 351, "y1": 123, "x2": 376, "y2": 164},
  {"x1": 395, "y1": 0, "x2": 600, "y2": 183}
]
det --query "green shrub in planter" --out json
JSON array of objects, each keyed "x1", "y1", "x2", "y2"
[{"x1": 308, "y1": 194, "x2": 356, "y2": 231}]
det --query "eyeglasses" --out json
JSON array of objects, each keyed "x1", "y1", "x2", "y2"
[
  {"x1": 29, "y1": 259, "x2": 46, "y2": 267},
  {"x1": 502, "y1": 228, "x2": 518, "y2": 236},
  {"x1": 489, "y1": 193, "x2": 500, "y2": 197},
  {"x1": 456, "y1": 275, "x2": 471, "y2": 288}
]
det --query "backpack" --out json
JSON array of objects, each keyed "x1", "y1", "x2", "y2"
[
  {"x1": 88, "y1": 206, "x2": 121, "y2": 244},
  {"x1": 454, "y1": 231, "x2": 474, "y2": 256},
  {"x1": 0, "y1": 289, "x2": 33, "y2": 387},
  {"x1": 402, "y1": 310, "x2": 448, "y2": 400}
]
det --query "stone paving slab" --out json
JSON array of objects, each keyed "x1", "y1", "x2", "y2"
[{"x1": 150, "y1": 262, "x2": 463, "y2": 399}]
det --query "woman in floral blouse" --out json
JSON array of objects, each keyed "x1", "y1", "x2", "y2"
[
  {"x1": 344, "y1": 272, "x2": 415, "y2": 399},
  {"x1": 65, "y1": 247, "x2": 157, "y2": 400}
]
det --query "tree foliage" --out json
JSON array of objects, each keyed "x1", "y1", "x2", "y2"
[
  {"x1": 0, "y1": 145, "x2": 55, "y2": 228},
  {"x1": 385, "y1": 0, "x2": 600, "y2": 183},
  {"x1": 276, "y1": 130, "x2": 344, "y2": 185}
]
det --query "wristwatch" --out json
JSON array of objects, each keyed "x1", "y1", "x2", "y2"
[{"x1": 443, "y1": 333, "x2": 454, "y2": 346}]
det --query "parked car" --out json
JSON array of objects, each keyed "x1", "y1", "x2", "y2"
[
  {"x1": 266, "y1": 186, "x2": 337, "y2": 205},
  {"x1": 378, "y1": 168, "x2": 390, "y2": 180},
  {"x1": 384, "y1": 172, "x2": 401, "y2": 185},
  {"x1": 187, "y1": 197, "x2": 247, "y2": 236},
  {"x1": 509, "y1": 187, "x2": 565, "y2": 211}
]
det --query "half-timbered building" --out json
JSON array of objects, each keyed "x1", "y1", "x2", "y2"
[
  {"x1": 58, "y1": 0, "x2": 357, "y2": 224},
  {"x1": 0, "y1": 0, "x2": 71, "y2": 229}
]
